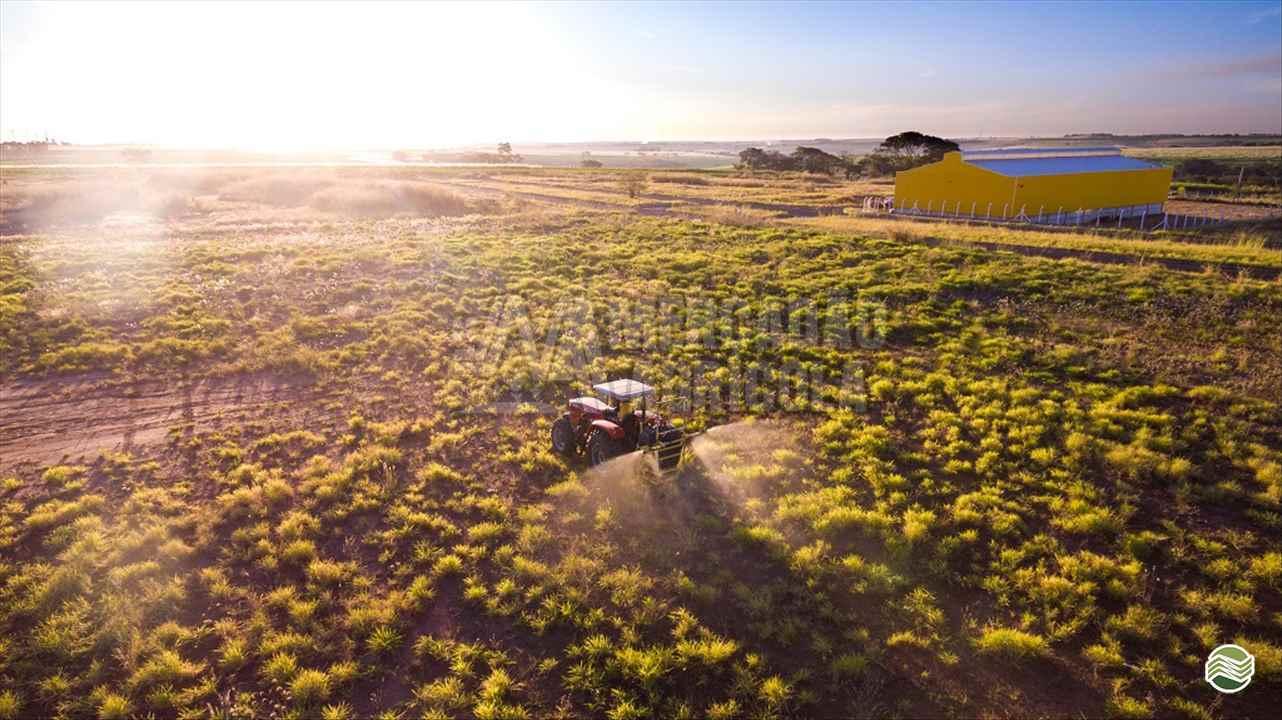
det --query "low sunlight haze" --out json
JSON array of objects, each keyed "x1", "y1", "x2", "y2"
[
  {"x1": 1, "y1": 3, "x2": 1280, "y2": 720},
  {"x1": 2, "y1": 0, "x2": 1279, "y2": 148}
]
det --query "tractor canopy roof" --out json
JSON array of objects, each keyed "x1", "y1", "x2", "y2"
[{"x1": 593, "y1": 379, "x2": 654, "y2": 401}]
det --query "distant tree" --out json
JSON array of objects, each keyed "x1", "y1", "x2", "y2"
[
  {"x1": 392, "y1": 150, "x2": 411, "y2": 162},
  {"x1": 122, "y1": 147, "x2": 151, "y2": 162},
  {"x1": 581, "y1": 158, "x2": 603, "y2": 168},
  {"x1": 872, "y1": 131, "x2": 959, "y2": 172},
  {"x1": 841, "y1": 154, "x2": 867, "y2": 179},
  {"x1": 790, "y1": 146, "x2": 848, "y2": 175},
  {"x1": 738, "y1": 147, "x2": 770, "y2": 170},
  {"x1": 494, "y1": 142, "x2": 523, "y2": 163},
  {"x1": 737, "y1": 147, "x2": 800, "y2": 172}
]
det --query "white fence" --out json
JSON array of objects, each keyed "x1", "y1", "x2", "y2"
[{"x1": 859, "y1": 197, "x2": 1223, "y2": 232}]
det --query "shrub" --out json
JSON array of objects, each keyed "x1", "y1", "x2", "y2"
[
  {"x1": 614, "y1": 646, "x2": 671, "y2": 687},
  {"x1": 432, "y1": 554, "x2": 465, "y2": 577},
  {"x1": 219, "y1": 637, "x2": 248, "y2": 670},
  {"x1": 759, "y1": 675, "x2": 791, "y2": 706},
  {"x1": 0, "y1": 691, "x2": 19, "y2": 720},
  {"x1": 1233, "y1": 637, "x2": 1281, "y2": 679},
  {"x1": 974, "y1": 628, "x2": 1050, "y2": 659},
  {"x1": 41, "y1": 465, "x2": 85, "y2": 489},
  {"x1": 328, "y1": 660, "x2": 359, "y2": 686},
  {"x1": 306, "y1": 559, "x2": 349, "y2": 586},
  {"x1": 97, "y1": 693, "x2": 132, "y2": 720},
  {"x1": 321, "y1": 703, "x2": 354, "y2": 720},
  {"x1": 290, "y1": 669, "x2": 331, "y2": 705},
  {"x1": 606, "y1": 699, "x2": 647, "y2": 720},
  {"x1": 706, "y1": 699, "x2": 740, "y2": 720},
  {"x1": 36, "y1": 342, "x2": 132, "y2": 372},
  {"x1": 367, "y1": 626, "x2": 402, "y2": 655},
  {"x1": 128, "y1": 649, "x2": 203, "y2": 689},
  {"x1": 675, "y1": 637, "x2": 738, "y2": 666},
  {"x1": 262, "y1": 652, "x2": 299, "y2": 684},
  {"x1": 1248, "y1": 552, "x2": 1282, "y2": 587},
  {"x1": 415, "y1": 676, "x2": 469, "y2": 710}
]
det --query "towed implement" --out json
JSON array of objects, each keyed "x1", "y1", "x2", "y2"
[{"x1": 550, "y1": 379, "x2": 691, "y2": 476}]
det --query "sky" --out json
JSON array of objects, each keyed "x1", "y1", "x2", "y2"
[{"x1": 1, "y1": 0, "x2": 1280, "y2": 149}]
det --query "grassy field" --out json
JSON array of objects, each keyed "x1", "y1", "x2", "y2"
[
  {"x1": 1123, "y1": 147, "x2": 1282, "y2": 207},
  {"x1": 445, "y1": 170, "x2": 891, "y2": 208},
  {"x1": 2, "y1": 168, "x2": 1281, "y2": 719},
  {"x1": 1125, "y1": 146, "x2": 1282, "y2": 162},
  {"x1": 797, "y1": 215, "x2": 1282, "y2": 269}
]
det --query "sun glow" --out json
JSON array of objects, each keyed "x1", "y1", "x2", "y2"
[{"x1": 1, "y1": 1, "x2": 627, "y2": 149}]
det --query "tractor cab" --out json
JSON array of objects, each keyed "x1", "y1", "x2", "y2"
[
  {"x1": 592, "y1": 379, "x2": 653, "y2": 438},
  {"x1": 552, "y1": 378, "x2": 688, "y2": 474}
]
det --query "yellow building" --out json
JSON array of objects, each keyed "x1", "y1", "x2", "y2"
[{"x1": 893, "y1": 147, "x2": 1172, "y2": 222}]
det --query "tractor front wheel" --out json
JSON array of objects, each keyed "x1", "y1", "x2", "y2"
[
  {"x1": 587, "y1": 430, "x2": 625, "y2": 466},
  {"x1": 551, "y1": 415, "x2": 575, "y2": 456}
]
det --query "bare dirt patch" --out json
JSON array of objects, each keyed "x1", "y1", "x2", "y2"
[
  {"x1": 0, "y1": 373, "x2": 318, "y2": 469},
  {"x1": 1166, "y1": 199, "x2": 1282, "y2": 221}
]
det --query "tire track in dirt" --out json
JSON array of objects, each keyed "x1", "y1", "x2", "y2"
[{"x1": 0, "y1": 374, "x2": 317, "y2": 469}]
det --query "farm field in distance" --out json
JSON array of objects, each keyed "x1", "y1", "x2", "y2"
[{"x1": 2, "y1": 164, "x2": 1282, "y2": 720}]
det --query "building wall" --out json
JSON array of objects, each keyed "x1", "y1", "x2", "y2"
[
  {"x1": 893, "y1": 151, "x2": 1173, "y2": 218},
  {"x1": 1012, "y1": 166, "x2": 1172, "y2": 215},
  {"x1": 894, "y1": 152, "x2": 1016, "y2": 217}
]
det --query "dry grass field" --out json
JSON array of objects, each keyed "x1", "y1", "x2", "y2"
[
  {"x1": 2, "y1": 166, "x2": 1281, "y2": 719},
  {"x1": 1125, "y1": 146, "x2": 1282, "y2": 162}
]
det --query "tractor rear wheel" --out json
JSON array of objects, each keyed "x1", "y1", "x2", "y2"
[
  {"x1": 551, "y1": 415, "x2": 575, "y2": 456},
  {"x1": 587, "y1": 430, "x2": 625, "y2": 466}
]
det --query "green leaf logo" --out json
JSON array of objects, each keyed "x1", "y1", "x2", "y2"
[{"x1": 1205, "y1": 644, "x2": 1254, "y2": 694}]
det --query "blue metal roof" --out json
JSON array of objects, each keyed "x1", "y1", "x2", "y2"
[{"x1": 968, "y1": 155, "x2": 1160, "y2": 177}]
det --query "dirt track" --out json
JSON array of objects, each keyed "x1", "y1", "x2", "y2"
[{"x1": 0, "y1": 374, "x2": 315, "y2": 469}]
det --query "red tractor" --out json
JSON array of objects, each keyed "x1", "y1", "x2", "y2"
[{"x1": 550, "y1": 379, "x2": 687, "y2": 473}]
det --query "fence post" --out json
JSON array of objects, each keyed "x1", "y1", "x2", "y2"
[
  {"x1": 986, "y1": 202, "x2": 992, "y2": 219},
  {"x1": 1140, "y1": 209, "x2": 1146, "y2": 231}
]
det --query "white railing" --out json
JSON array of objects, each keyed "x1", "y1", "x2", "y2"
[{"x1": 858, "y1": 196, "x2": 1226, "y2": 232}]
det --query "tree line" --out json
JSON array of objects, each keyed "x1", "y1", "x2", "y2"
[{"x1": 737, "y1": 131, "x2": 959, "y2": 177}]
